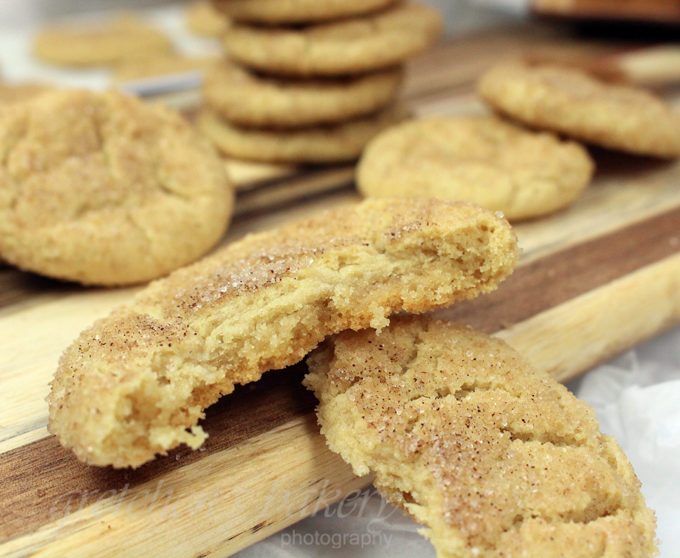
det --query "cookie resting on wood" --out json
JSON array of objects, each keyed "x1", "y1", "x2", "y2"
[
  {"x1": 305, "y1": 316, "x2": 658, "y2": 558},
  {"x1": 478, "y1": 62, "x2": 680, "y2": 158},
  {"x1": 48, "y1": 199, "x2": 518, "y2": 468},
  {"x1": 0, "y1": 89, "x2": 233, "y2": 285}
]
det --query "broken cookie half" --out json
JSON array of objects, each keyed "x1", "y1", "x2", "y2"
[
  {"x1": 48, "y1": 199, "x2": 518, "y2": 468},
  {"x1": 304, "y1": 316, "x2": 658, "y2": 558}
]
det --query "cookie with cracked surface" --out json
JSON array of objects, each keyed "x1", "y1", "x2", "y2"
[
  {"x1": 197, "y1": 104, "x2": 406, "y2": 163},
  {"x1": 0, "y1": 89, "x2": 233, "y2": 285},
  {"x1": 305, "y1": 316, "x2": 658, "y2": 558},
  {"x1": 478, "y1": 62, "x2": 680, "y2": 158},
  {"x1": 215, "y1": 0, "x2": 397, "y2": 25},
  {"x1": 203, "y1": 60, "x2": 402, "y2": 128},
  {"x1": 357, "y1": 115, "x2": 594, "y2": 220},
  {"x1": 186, "y1": 1, "x2": 230, "y2": 37},
  {"x1": 47, "y1": 198, "x2": 519, "y2": 468},
  {"x1": 223, "y1": 2, "x2": 442, "y2": 77}
]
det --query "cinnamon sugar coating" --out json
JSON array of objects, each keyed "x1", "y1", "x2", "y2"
[
  {"x1": 48, "y1": 199, "x2": 518, "y2": 467},
  {"x1": 305, "y1": 317, "x2": 658, "y2": 558},
  {"x1": 0, "y1": 89, "x2": 233, "y2": 285},
  {"x1": 478, "y1": 62, "x2": 680, "y2": 158}
]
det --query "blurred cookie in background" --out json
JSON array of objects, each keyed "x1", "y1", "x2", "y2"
[
  {"x1": 203, "y1": 61, "x2": 403, "y2": 128},
  {"x1": 33, "y1": 14, "x2": 173, "y2": 67},
  {"x1": 223, "y1": 2, "x2": 443, "y2": 77},
  {"x1": 198, "y1": 103, "x2": 407, "y2": 163},
  {"x1": 186, "y1": 1, "x2": 230, "y2": 37},
  {"x1": 357, "y1": 115, "x2": 594, "y2": 220},
  {"x1": 479, "y1": 62, "x2": 680, "y2": 158},
  {"x1": 113, "y1": 53, "x2": 218, "y2": 82},
  {"x1": 214, "y1": 0, "x2": 397, "y2": 25}
]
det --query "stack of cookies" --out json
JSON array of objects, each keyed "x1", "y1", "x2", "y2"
[{"x1": 199, "y1": 0, "x2": 443, "y2": 164}]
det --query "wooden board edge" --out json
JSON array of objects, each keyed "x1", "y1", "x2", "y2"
[
  {"x1": 2, "y1": 416, "x2": 369, "y2": 558},
  {"x1": 4, "y1": 253, "x2": 680, "y2": 556},
  {"x1": 498, "y1": 251, "x2": 680, "y2": 383}
]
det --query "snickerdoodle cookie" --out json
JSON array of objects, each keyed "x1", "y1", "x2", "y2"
[
  {"x1": 305, "y1": 316, "x2": 658, "y2": 558},
  {"x1": 198, "y1": 104, "x2": 406, "y2": 163},
  {"x1": 357, "y1": 116, "x2": 594, "y2": 220},
  {"x1": 186, "y1": 1, "x2": 230, "y2": 37},
  {"x1": 203, "y1": 61, "x2": 402, "y2": 128},
  {"x1": 215, "y1": 0, "x2": 397, "y2": 25},
  {"x1": 0, "y1": 89, "x2": 233, "y2": 285},
  {"x1": 48, "y1": 199, "x2": 519, "y2": 468},
  {"x1": 33, "y1": 15, "x2": 173, "y2": 67},
  {"x1": 479, "y1": 62, "x2": 680, "y2": 158},
  {"x1": 223, "y1": 2, "x2": 442, "y2": 76}
]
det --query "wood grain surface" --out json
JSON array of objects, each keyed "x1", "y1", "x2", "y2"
[
  {"x1": 532, "y1": 0, "x2": 680, "y2": 23},
  {"x1": 2, "y1": 26, "x2": 680, "y2": 558}
]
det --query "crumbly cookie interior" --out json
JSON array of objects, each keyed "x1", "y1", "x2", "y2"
[{"x1": 48, "y1": 199, "x2": 518, "y2": 468}]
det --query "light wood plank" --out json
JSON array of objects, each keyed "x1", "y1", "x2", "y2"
[
  {"x1": 498, "y1": 252, "x2": 680, "y2": 383},
  {"x1": 4, "y1": 251, "x2": 680, "y2": 557}
]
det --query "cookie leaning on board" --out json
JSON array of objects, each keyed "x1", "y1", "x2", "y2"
[
  {"x1": 48, "y1": 199, "x2": 519, "y2": 468},
  {"x1": 479, "y1": 61, "x2": 680, "y2": 158},
  {"x1": 305, "y1": 316, "x2": 659, "y2": 558},
  {"x1": 356, "y1": 60, "x2": 680, "y2": 221}
]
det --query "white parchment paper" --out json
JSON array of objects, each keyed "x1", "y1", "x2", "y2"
[{"x1": 236, "y1": 325, "x2": 680, "y2": 557}]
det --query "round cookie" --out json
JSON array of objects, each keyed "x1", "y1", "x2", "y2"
[
  {"x1": 33, "y1": 15, "x2": 173, "y2": 67},
  {"x1": 215, "y1": 0, "x2": 397, "y2": 25},
  {"x1": 223, "y1": 2, "x2": 443, "y2": 77},
  {"x1": 305, "y1": 316, "x2": 658, "y2": 558},
  {"x1": 0, "y1": 89, "x2": 233, "y2": 286},
  {"x1": 203, "y1": 60, "x2": 402, "y2": 128},
  {"x1": 357, "y1": 115, "x2": 594, "y2": 220},
  {"x1": 478, "y1": 62, "x2": 680, "y2": 158},
  {"x1": 198, "y1": 104, "x2": 407, "y2": 163},
  {"x1": 186, "y1": 1, "x2": 230, "y2": 37},
  {"x1": 48, "y1": 198, "x2": 519, "y2": 467}
]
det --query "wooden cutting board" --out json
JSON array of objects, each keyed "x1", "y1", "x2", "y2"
[
  {"x1": 532, "y1": 0, "x2": 680, "y2": 24},
  {"x1": 2, "y1": 26, "x2": 680, "y2": 558}
]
